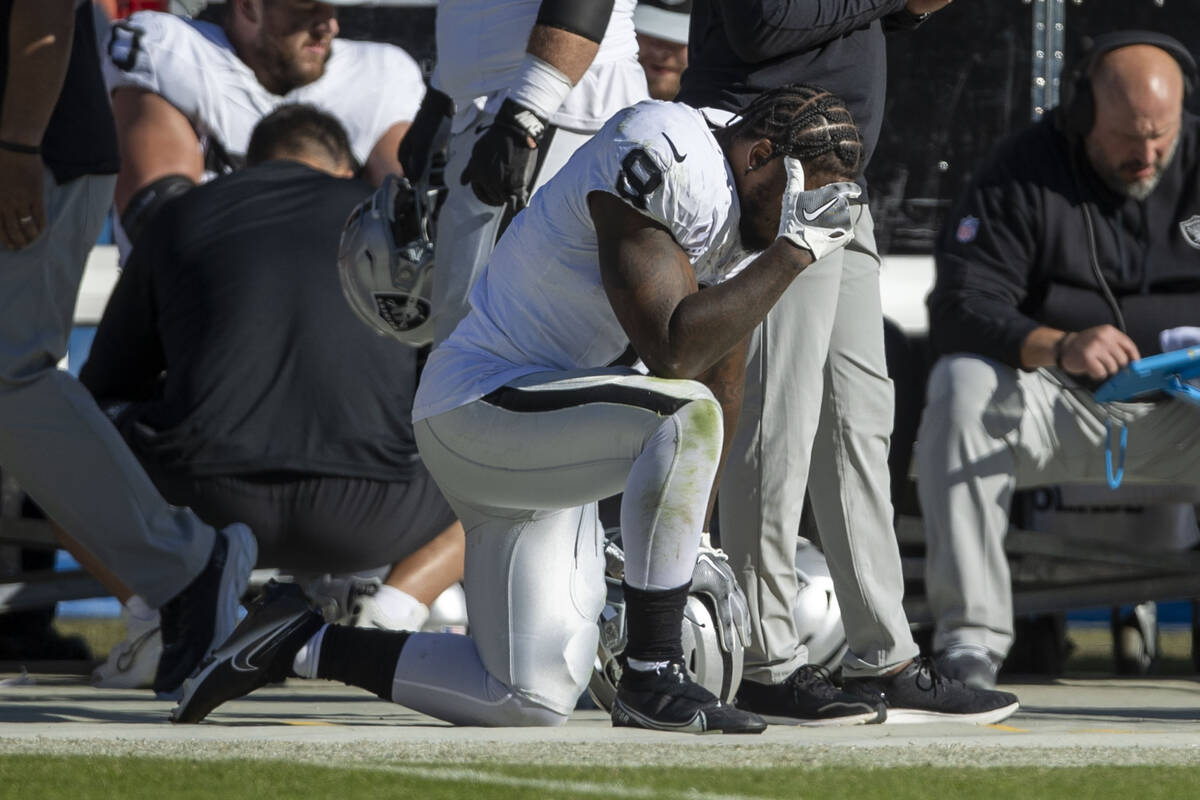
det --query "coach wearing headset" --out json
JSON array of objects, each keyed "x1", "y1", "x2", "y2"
[{"x1": 918, "y1": 31, "x2": 1200, "y2": 690}]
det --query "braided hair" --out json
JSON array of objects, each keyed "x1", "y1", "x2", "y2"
[{"x1": 717, "y1": 84, "x2": 863, "y2": 180}]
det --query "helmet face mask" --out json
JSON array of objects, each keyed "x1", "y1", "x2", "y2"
[{"x1": 338, "y1": 175, "x2": 437, "y2": 347}]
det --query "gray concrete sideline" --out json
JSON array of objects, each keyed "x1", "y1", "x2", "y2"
[{"x1": 2, "y1": 676, "x2": 1200, "y2": 768}]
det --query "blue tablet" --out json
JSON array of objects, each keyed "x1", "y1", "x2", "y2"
[{"x1": 1094, "y1": 346, "x2": 1200, "y2": 404}]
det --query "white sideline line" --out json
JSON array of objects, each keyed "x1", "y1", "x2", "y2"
[{"x1": 357, "y1": 764, "x2": 782, "y2": 800}]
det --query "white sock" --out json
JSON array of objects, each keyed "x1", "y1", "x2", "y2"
[
  {"x1": 356, "y1": 585, "x2": 428, "y2": 631},
  {"x1": 125, "y1": 595, "x2": 156, "y2": 622},
  {"x1": 291, "y1": 624, "x2": 328, "y2": 679}
]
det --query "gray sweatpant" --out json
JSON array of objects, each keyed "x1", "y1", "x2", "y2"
[
  {"x1": 916, "y1": 354, "x2": 1200, "y2": 659},
  {"x1": 0, "y1": 171, "x2": 213, "y2": 607},
  {"x1": 719, "y1": 205, "x2": 919, "y2": 681}
]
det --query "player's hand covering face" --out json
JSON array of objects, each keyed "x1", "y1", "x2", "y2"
[{"x1": 776, "y1": 157, "x2": 860, "y2": 261}]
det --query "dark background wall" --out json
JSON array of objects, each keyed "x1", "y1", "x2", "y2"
[{"x1": 334, "y1": 1, "x2": 1199, "y2": 256}]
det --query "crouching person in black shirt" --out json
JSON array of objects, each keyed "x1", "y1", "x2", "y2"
[
  {"x1": 919, "y1": 32, "x2": 1200, "y2": 690},
  {"x1": 80, "y1": 104, "x2": 464, "y2": 687}
]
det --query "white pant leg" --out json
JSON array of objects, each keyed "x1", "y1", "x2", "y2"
[
  {"x1": 404, "y1": 370, "x2": 722, "y2": 722},
  {"x1": 389, "y1": 504, "x2": 604, "y2": 726},
  {"x1": 918, "y1": 354, "x2": 1200, "y2": 659},
  {"x1": 0, "y1": 172, "x2": 213, "y2": 607},
  {"x1": 433, "y1": 107, "x2": 592, "y2": 345}
]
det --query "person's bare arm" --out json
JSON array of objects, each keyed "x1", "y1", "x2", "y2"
[
  {"x1": 1020, "y1": 323, "x2": 1141, "y2": 380},
  {"x1": 461, "y1": 1, "x2": 612, "y2": 206},
  {"x1": 591, "y1": 190, "x2": 812, "y2": 380},
  {"x1": 110, "y1": 87, "x2": 204, "y2": 213},
  {"x1": 526, "y1": 23, "x2": 599, "y2": 85},
  {"x1": 364, "y1": 120, "x2": 410, "y2": 185},
  {"x1": 0, "y1": 0, "x2": 74, "y2": 249}
]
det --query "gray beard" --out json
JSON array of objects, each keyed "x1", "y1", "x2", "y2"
[{"x1": 1091, "y1": 137, "x2": 1179, "y2": 201}]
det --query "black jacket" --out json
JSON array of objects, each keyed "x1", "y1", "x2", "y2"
[
  {"x1": 929, "y1": 109, "x2": 1200, "y2": 366},
  {"x1": 677, "y1": 0, "x2": 912, "y2": 177}
]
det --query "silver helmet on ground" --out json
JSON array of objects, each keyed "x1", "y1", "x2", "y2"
[
  {"x1": 337, "y1": 174, "x2": 436, "y2": 347},
  {"x1": 587, "y1": 532, "x2": 749, "y2": 710},
  {"x1": 793, "y1": 537, "x2": 848, "y2": 668}
]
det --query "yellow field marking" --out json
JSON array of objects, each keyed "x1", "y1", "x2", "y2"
[
  {"x1": 281, "y1": 720, "x2": 335, "y2": 727},
  {"x1": 987, "y1": 724, "x2": 1028, "y2": 732}
]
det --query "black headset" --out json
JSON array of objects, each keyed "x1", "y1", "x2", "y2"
[{"x1": 1058, "y1": 30, "x2": 1198, "y2": 140}]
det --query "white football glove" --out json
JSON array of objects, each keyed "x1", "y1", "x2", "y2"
[
  {"x1": 1160, "y1": 326, "x2": 1200, "y2": 352},
  {"x1": 777, "y1": 156, "x2": 861, "y2": 261}
]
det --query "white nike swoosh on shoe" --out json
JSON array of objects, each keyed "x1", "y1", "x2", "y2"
[{"x1": 230, "y1": 616, "x2": 311, "y2": 673}]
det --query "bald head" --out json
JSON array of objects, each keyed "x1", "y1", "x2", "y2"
[
  {"x1": 1092, "y1": 44, "x2": 1186, "y2": 119},
  {"x1": 1085, "y1": 44, "x2": 1187, "y2": 199}
]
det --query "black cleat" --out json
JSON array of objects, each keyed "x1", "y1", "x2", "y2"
[
  {"x1": 843, "y1": 656, "x2": 1020, "y2": 725},
  {"x1": 612, "y1": 660, "x2": 767, "y2": 734},
  {"x1": 154, "y1": 523, "x2": 257, "y2": 696},
  {"x1": 735, "y1": 664, "x2": 886, "y2": 726},
  {"x1": 171, "y1": 581, "x2": 324, "y2": 724}
]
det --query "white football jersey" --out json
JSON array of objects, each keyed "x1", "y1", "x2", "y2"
[
  {"x1": 103, "y1": 11, "x2": 425, "y2": 170},
  {"x1": 413, "y1": 100, "x2": 746, "y2": 421},
  {"x1": 432, "y1": 0, "x2": 645, "y2": 132}
]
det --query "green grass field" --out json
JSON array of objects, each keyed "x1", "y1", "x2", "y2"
[{"x1": 2, "y1": 756, "x2": 1199, "y2": 800}]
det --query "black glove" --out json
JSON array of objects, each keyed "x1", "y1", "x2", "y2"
[
  {"x1": 397, "y1": 86, "x2": 454, "y2": 184},
  {"x1": 460, "y1": 97, "x2": 548, "y2": 208}
]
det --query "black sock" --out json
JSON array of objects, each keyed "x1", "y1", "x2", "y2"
[
  {"x1": 316, "y1": 626, "x2": 411, "y2": 700},
  {"x1": 622, "y1": 581, "x2": 689, "y2": 664}
]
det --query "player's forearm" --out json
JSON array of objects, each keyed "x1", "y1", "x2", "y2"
[
  {"x1": 526, "y1": 24, "x2": 600, "y2": 86},
  {"x1": 0, "y1": 0, "x2": 75, "y2": 146},
  {"x1": 508, "y1": 0, "x2": 611, "y2": 121},
  {"x1": 661, "y1": 240, "x2": 813, "y2": 378}
]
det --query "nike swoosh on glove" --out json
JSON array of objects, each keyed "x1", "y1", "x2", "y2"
[
  {"x1": 777, "y1": 156, "x2": 861, "y2": 262},
  {"x1": 460, "y1": 97, "x2": 546, "y2": 208}
]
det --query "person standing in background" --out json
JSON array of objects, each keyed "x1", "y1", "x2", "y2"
[
  {"x1": 0, "y1": 0, "x2": 256, "y2": 697},
  {"x1": 634, "y1": 0, "x2": 690, "y2": 101},
  {"x1": 678, "y1": 0, "x2": 1019, "y2": 725}
]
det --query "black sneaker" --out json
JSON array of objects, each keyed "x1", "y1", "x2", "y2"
[
  {"x1": 171, "y1": 581, "x2": 324, "y2": 724},
  {"x1": 843, "y1": 656, "x2": 1020, "y2": 725},
  {"x1": 935, "y1": 645, "x2": 1001, "y2": 690},
  {"x1": 735, "y1": 664, "x2": 886, "y2": 726},
  {"x1": 154, "y1": 523, "x2": 257, "y2": 696},
  {"x1": 612, "y1": 660, "x2": 767, "y2": 734}
]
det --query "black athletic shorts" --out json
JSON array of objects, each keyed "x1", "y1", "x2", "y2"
[{"x1": 144, "y1": 465, "x2": 457, "y2": 574}]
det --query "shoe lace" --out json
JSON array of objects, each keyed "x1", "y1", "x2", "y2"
[
  {"x1": 912, "y1": 656, "x2": 950, "y2": 695},
  {"x1": 115, "y1": 626, "x2": 160, "y2": 672},
  {"x1": 790, "y1": 664, "x2": 841, "y2": 700}
]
